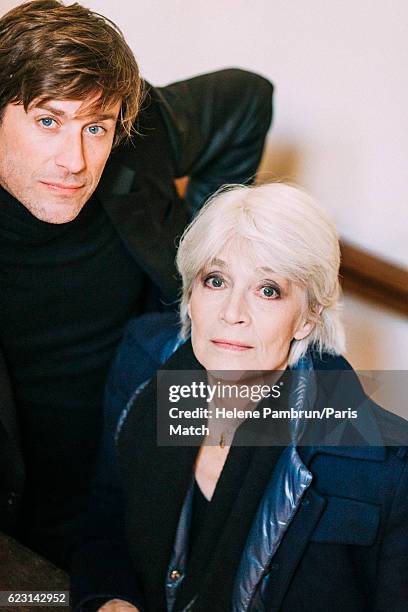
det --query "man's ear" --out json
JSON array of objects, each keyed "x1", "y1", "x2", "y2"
[{"x1": 293, "y1": 304, "x2": 323, "y2": 341}]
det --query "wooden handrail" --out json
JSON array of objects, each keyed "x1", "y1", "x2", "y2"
[{"x1": 340, "y1": 240, "x2": 408, "y2": 315}]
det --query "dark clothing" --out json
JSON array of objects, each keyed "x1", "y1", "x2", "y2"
[
  {"x1": 72, "y1": 338, "x2": 408, "y2": 611},
  {"x1": 175, "y1": 445, "x2": 286, "y2": 611},
  {"x1": 189, "y1": 481, "x2": 209, "y2": 556},
  {"x1": 0, "y1": 69, "x2": 273, "y2": 564},
  {"x1": 0, "y1": 187, "x2": 144, "y2": 549}
]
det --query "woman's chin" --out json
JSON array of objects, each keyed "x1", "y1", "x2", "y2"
[{"x1": 194, "y1": 350, "x2": 262, "y2": 381}]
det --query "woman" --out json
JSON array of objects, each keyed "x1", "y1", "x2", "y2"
[{"x1": 74, "y1": 184, "x2": 408, "y2": 611}]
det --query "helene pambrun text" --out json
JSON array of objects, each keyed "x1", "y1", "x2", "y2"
[{"x1": 166, "y1": 381, "x2": 358, "y2": 438}]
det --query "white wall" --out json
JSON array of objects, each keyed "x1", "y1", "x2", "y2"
[{"x1": 343, "y1": 291, "x2": 408, "y2": 369}]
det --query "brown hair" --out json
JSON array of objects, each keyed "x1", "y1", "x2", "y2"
[{"x1": 0, "y1": 0, "x2": 144, "y2": 146}]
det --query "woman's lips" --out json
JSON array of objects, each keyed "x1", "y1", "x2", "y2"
[{"x1": 211, "y1": 339, "x2": 253, "y2": 352}]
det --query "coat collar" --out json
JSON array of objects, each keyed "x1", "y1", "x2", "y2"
[
  {"x1": 95, "y1": 83, "x2": 189, "y2": 303},
  {"x1": 97, "y1": 175, "x2": 183, "y2": 302},
  {"x1": 290, "y1": 351, "x2": 387, "y2": 462}
]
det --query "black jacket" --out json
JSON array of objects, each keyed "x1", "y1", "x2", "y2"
[{"x1": 0, "y1": 69, "x2": 273, "y2": 535}]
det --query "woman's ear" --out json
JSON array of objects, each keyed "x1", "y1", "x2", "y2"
[
  {"x1": 187, "y1": 301, "x2": 191, "y2": 318},
  {"x1": 293, "y1": 319, "x2": 314, "y2": 341},
  {"x1": 293, "y1": 304, "x2": 323, "y2": 340}
]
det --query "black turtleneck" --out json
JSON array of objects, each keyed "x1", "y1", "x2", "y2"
[{"x1": 0, "y1": 185, "x2": 145, "y2": 560}]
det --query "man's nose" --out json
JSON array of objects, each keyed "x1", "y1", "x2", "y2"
[
  {"x1": 54, "y1": 131, "x2": 86, "y2": 175},
  {"x1": 220, "y1": 288, "x2": 250, "y2": 325}
]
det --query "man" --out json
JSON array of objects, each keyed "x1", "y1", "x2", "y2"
[{"x1": 0, "y1": 0, "x2": 273, "y2": 568}]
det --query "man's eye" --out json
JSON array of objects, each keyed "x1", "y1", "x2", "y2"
[
  {"x1": 259, "y1": 285, "x2": 280, "y2": 299},
  {"x1": 39, "y1": 117, "x2": 57, "y2": 128},
  {"x1": 85, "y1": 125, "x2": 106, "y2": 136},
  {"x1": 204, "y1": 275, "x2": 224, "y2": 289}
]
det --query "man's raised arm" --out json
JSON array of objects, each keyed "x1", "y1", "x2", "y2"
[{"x1": 156, "y1": 68, "x2": 273, "y2": 212}]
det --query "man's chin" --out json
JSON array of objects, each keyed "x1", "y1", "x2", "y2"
[{"x1": 24, "y1": 198, "x2": 87, "y2": 224}]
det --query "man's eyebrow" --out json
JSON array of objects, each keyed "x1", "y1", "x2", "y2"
[{"x1": 32, "y1": 103, "x2": 118, "y2": 121}]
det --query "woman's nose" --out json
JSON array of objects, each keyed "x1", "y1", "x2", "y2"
[{"x1": 220, "y1": 289, "x2": 250, "y2": 325}]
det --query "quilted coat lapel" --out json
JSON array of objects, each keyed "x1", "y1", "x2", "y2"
[{"x1": 259, "y1": 486, "x2": 327, "y2": 611}]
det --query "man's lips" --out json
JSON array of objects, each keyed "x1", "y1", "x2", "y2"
[
  {"x1": 39, "y1": 181, "x2": 85, "y2": 195},
  {"x1": 211, "y1": 339, "x2": 254, "y2": 352}
]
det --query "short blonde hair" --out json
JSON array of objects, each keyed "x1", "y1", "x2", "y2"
[{"x1": 176, "y1": 183, "x2": 345, "y2": 366}]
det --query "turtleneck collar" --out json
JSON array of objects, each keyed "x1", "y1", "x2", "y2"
[{"x1": 0, "y1": 183, "x2": 98, "y2": 244}]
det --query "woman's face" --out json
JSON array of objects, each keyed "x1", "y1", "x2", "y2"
[{"x1": 188, "y1": 246, "x2": 314, "y2": 373}]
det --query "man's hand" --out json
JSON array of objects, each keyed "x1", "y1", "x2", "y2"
[{"x1": 98, "y1": 599, "x2": 140, "y2": 611}]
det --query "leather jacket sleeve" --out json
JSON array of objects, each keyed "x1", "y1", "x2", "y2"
[{"x1": 155, "y1": 68, "x2": 273, "y2": 212}]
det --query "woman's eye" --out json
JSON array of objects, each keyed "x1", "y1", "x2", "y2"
[
  {"x1": 204, "y1": 275, "x2": 224, "y2": 289},
  {"x1": 39, "y1": 117, "x2": 57, "y2": 128},
  {"x1": 259, "y1": 285, "x2": 280, "y2": 299}
]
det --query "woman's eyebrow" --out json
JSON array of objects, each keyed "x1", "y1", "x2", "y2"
[
  {"x1": 257, "y1": 266, "x2": 276, "y2": 274},
  {"x1": 207, "y1": 258, "x2": 227, "y2": 269},
  {"x1": 255, "y1": 268, "x2": 290, "y2": 290}
]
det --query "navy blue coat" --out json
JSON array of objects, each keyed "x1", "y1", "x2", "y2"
[{"x1": 72, "y1": 317, "x2": 408, "y2": 611}]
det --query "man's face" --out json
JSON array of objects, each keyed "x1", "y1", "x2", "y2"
[{"x1": 0, "y1": 96, "x2": 121, "y2": 224}]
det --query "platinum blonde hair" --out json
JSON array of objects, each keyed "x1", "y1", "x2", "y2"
[{"x1": 176, "y1": 183, "x2": 345, "y2": 367}]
